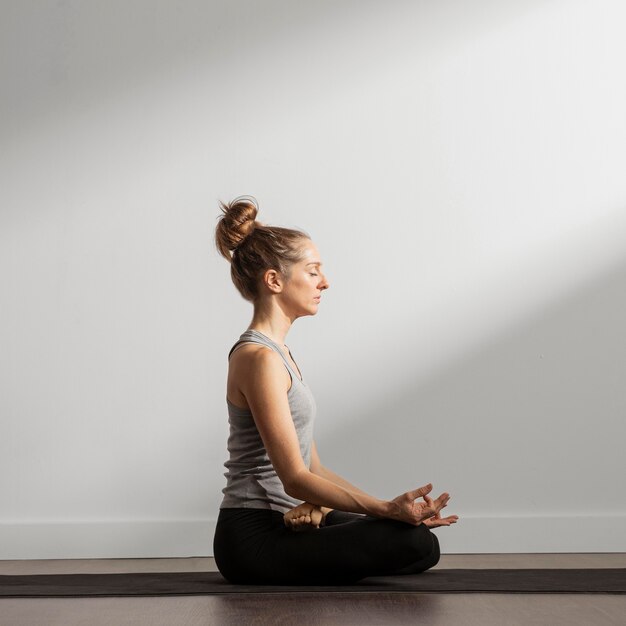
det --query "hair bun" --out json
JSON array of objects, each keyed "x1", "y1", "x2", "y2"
[{"x1": 215, "y1": 196, "x2": 259, "y2": 260}]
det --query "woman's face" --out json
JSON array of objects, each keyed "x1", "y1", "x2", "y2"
[{"x1": 281, "y1": 239, "x2": 329, "y2": 318}]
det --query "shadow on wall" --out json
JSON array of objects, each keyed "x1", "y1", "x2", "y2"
[{"x1": 316, "y1": 246, "x2": 626, "y2": 519}]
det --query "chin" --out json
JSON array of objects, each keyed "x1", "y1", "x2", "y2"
[{"x1": 294, "y1": 302, "x2": 320, "y2": 318}]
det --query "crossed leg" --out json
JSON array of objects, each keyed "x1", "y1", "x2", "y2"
[
  {"x1": 215, "y1": 507, "x2": 440, "y2": 585},
  {"x1": 323, "y1": 509, "x2": 440, "y2": 575}
]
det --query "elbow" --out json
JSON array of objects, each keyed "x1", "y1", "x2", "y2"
[{"x1": 283, "y1": 469, "x2": 310, "y2": 500}]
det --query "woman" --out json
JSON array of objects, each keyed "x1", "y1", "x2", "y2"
[{"x1": 213, "y1": 196, "x2": 458, "y2": 585}]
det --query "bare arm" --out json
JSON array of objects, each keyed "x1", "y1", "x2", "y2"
[
  {"x1": 310, "y1": 441, "x2": 371, "y2": 500},
  {"x1": 240, "y1": 348, "x2": 450, "y2": 524},
  {"x1": 283, "y1": 442, "x2": 368, "y2": 529},
  {"x1": 243, "y1": 349, "x2": 389, "y2": 516},
  {"x1": 304, "y1": 442, "x2": 458, "y2": 527}
]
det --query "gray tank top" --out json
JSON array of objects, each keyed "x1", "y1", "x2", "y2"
[{"x1": 220, "y1": 329, "x2": 316, "y2": 513}]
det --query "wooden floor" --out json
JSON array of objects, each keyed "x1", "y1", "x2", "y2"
[{"x1": 1, "y1": 554, "x2": 625, "y2": 625}]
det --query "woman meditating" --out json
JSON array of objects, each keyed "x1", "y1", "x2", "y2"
[{"x1": 213, "y1": 196, "x2": 458, "y2": 585}]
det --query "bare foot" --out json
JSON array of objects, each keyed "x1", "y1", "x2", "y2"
[{"x1": 284, "y1": 503, "x2": 331, "y2": 530}]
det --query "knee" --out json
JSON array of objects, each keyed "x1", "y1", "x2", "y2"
[
  {"x1": 404, "y1": 524, "x2": 441, "y2": 569},
  {"x1": 406, "y1": 527, "x2": 440, "y2": 573},
  {"x1": 404, "y1": 523, "x2": 437, "y2": 561},
  {"x1": 429, "y1": 530, "x2": 441, "y2": 567}
]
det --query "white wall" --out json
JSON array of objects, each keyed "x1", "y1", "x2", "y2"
[{"x1": 1, "y1": 0, "x2": 625, "y2": 558}]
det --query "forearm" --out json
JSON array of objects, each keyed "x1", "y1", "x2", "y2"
[
  {"x1": 286, "y1": 469, "x2": 391, "y2": 518},
  {"x1": 315, "y1": 465, "x2": 372, "y2": 500}
]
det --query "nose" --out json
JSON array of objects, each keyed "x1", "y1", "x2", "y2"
[{"x1": 319, "y1": 272, "x2": 329, "y2": 290}]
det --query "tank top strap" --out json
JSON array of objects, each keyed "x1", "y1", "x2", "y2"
[{"x1": 228, "y1": 329, "x2": 302, "y2": 383}]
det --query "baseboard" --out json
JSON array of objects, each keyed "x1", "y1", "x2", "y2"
[
  {"x1": 440, "y1": 514, "x2": 626, "y2": 554},
  {"x1": 1, "y1": 515, "x2": 625, "y2": 560},
  {"x1": 0, "y1": 520, "x2": 217, "y2": 560}
]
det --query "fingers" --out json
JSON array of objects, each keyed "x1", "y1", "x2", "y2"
[
  {"x1": 285, "y1": 512, "x2": 323, "y2": 532},
  {"x1": 286, "y1": 515, "x2": 308, "y2": 530},
  {"x1": 410, "y1": 487, "x2": 449, "y2": 508},
  {"x1": 284, "y1": 502, "x2": 319, "y2": 528},
  {"x1": 416, "y1": 491, "x2": 452, "y2": 524},
  {"x1": 284, "y1": 511, "x2": 308, "y2": 525},
  {"x1": 421, "y1": 491, "x2": 449, "y2": 511},
  {"x1": 423, "y1": 514, "x2": 459, "y2": 528},
  {"x1": 431, "y1": 492, "x2": 450, "y2": 511},
  {"x1": 407, "y1": 483, "x2": 433, "y2": 500},
  {"x1": 391, "y1": 484, "x2": 454, "y2": 527},
  {"x1": 433, "y1": 515, "x2": 459, "y2": 527}
]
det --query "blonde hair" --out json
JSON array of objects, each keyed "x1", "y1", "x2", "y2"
[{"x1": 215, "y1": 196, "x2": 310, "y2": 302}]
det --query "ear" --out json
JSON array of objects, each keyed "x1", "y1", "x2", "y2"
[{"x1": 263, "y1": 268, "x2": 283, "y2": 294}]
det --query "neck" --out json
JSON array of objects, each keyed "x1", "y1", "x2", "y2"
[{"x1": 248, "y1": 305, "x2": 294, "y2": 347}]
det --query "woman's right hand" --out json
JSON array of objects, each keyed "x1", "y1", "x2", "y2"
[{"x1": 387, "y1": 483, "x2": 451, "y2": 526}]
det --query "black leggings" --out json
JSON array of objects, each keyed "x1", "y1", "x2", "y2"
[{"x1": 213, "y1": 507, "x2": 440, "y2": 585}]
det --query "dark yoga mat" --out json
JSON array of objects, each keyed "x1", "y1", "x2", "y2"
[{"x1": 1, "y1": 569, "x2": 625, "y2": 597}]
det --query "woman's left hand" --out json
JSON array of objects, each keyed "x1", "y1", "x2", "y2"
[
  {"x1": 421, "y1": 494, "x2": 459, "y2": 528},
  {"x1": 284, "y1": 502, "x2": 325, "y2": 531}
]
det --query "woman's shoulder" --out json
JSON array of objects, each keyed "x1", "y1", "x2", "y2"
[
  {"x1": 229, "y1": 341, "x2": 291, "y2": 393},
  {"x1": 230, "y1": 341, "x2": 286, "y2": 373},
  {"x1": 230, "y1": 339, "x2": 275, "y2": 361}
]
